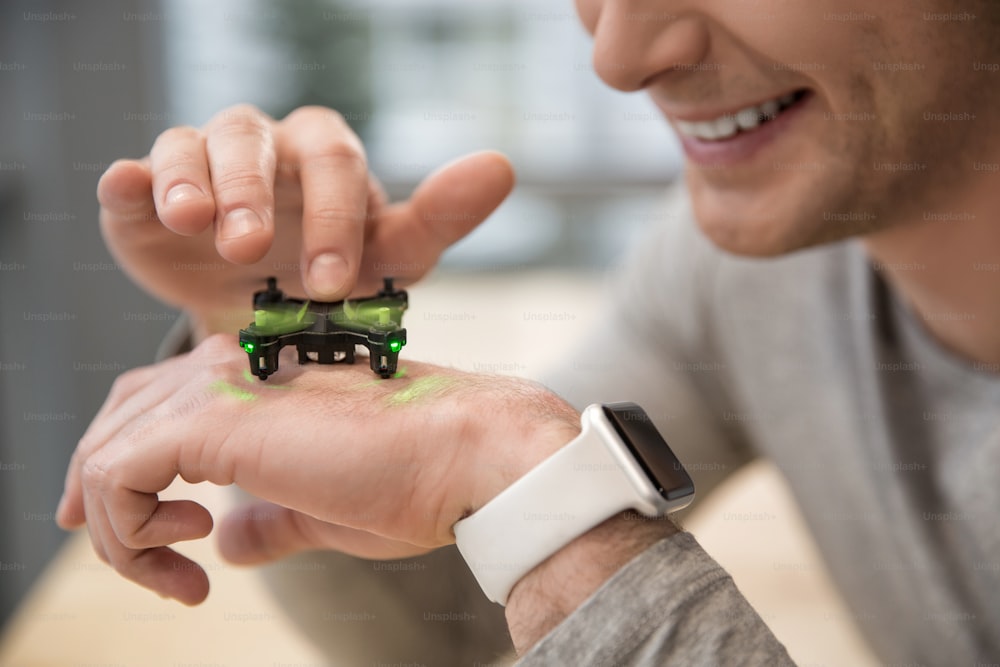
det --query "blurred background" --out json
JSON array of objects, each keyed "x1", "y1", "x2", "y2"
[
  {"x1": 0, "y1": 0, "x2": 681, "y2": 639},
  {"x1": 0, "y1": 1, "x2": 880, "y2": 665}
]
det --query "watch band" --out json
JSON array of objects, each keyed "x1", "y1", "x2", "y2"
[{"x1": 454, "y1": 404, "x2": 667, "y2": 605}]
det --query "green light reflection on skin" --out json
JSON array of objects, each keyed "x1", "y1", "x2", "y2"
[
  {"x1": 209, "y1": 379, "x2": 258, "y2": 402},
  {"x1": 242, "y1": 368, "x2": 293, "y2": 389},
  {"x1": 386, "y1": 376, "x2": 453, "y2": 406},
  {"x1": 349, "y1": 366, "x2": 409, "y2": 391}
]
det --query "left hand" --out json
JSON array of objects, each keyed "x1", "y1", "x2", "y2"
[{"x1": 56, "y1": 335, "x2": 579, "y2": 605}]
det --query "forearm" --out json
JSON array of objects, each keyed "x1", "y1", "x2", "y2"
[
  {"x1": 507, "y1": 527, "x2": 795, "y2": 667},
  {"x1": 506, "y1": 511, "x2": 678, "y2": 653}
]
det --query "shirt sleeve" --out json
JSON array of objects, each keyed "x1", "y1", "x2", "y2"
[{"x1": 517, "y1": 532, "x2": 795, "y2": 667}]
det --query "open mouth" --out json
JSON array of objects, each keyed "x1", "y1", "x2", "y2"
[{"x1": 674, "y1": 89, "x2": 811, "y2": 142}]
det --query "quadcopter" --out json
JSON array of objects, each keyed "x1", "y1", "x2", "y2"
[{"x1": 238, "y1": 276, "x2": 408, "y2": 380}]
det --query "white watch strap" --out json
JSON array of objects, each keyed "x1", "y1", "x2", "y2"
[{"x1": 454, "y1": 405, "x2": 645, "y2": 605}]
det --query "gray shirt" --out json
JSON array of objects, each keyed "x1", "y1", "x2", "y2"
[{"x1": 528, "y1": 187, "x2": 1000, "y2": 665}]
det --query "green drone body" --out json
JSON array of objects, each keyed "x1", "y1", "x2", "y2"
[{"x1": 238, "y1": 277, "x2": 408, "y2": 380}]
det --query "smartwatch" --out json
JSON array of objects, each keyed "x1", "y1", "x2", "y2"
[{"x1": 454, "y1": 402, "x2": 695, "y2": 605}]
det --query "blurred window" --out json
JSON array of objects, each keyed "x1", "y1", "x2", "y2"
[{"x1": 164, "y1": 0, "x2": 683, "y2": 268}]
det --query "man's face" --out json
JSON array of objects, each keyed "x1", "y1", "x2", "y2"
[{"x1": 575, "y1": 0, "x2": 999, "y2": 255}]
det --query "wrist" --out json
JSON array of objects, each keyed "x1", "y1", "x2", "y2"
[
  {"x1": 448, "y1": 382, "x2": 580, "y2": 535},
  {"x1": 453, "y1": 401, "x2": 694, "y2": 610},
  {"x1": 506, "y1": 511, "x2": 679, "y2": 654}
]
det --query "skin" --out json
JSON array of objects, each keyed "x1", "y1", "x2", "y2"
[
  {"x1": 57, "y1": 337, "x2": 579, "y2": 605},
  {"x1": 575, "y1": 0, "x2": 1000, "y2": 364},
  {"x1": 61, "y1": 0, "x2": 1000, "y2": 656},
  {"x1": 577, "y1": 0, "x2": 999, "y2": 255},
  {"x1": 98, "y1": 104, "x2": 516, "y2": 340}
]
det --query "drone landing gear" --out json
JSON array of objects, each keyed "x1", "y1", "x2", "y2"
[{"x1": 296, "y1": 345, "x2": 355, "y2": 365}]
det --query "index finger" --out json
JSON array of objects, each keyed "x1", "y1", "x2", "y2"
[{"x1": 279, "y1": 106, "x2": 369, "y2": 300}]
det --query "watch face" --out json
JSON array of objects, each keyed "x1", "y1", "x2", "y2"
[{"x1": 603, "y1": 403, "x2": 695, "y2": 502}]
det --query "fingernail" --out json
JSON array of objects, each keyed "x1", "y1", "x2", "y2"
[
  {"x1": 308, "y1": 253, "x2": 349, "y2": 297},
  {"x1": 165, "y1": 183, "x2": 202, "y2": 206},
  {"x1": 220, "y1": 207, "x2": 264, "y2": 239}
]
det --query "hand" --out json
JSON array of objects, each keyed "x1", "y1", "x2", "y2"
[
  {"x1": 99, "y1": 104, "x2": 515, "y2": 340},
  {"x1": 56, "y1": 335, "x2": 579, "y2": 605}
]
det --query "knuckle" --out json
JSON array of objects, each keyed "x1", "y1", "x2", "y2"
[
  {"x1": 282, "y1": 106, "x2": 367, "y2": 166},
  {"x1": 109, "y1": 555, "x2": 138, "y2": 578},
  {"x1": 102, "y1": 158, "x2": 135, "y2": 178},
  {"x1": 73, "y1": 435, "x2": 96, "y2": 461},
  {"x1": 211, "y1": 167, "x2": 272, "y2": 198},
  {"x1": 210, "y1": 105, "x2": 271, "y2": 141},
  {"x1": 309, "y1": 204, "x2": 367, "y2": 229},
  {"x1": 227, "y1": 102, "x2": 266, "y2": 118},
  {"x1": 118, "y1": 528, "x2": 146, "y2": 550},
  {"x1": 211, "y1": 103, "x2": 267, "y2": 126},
  {"x1": 285, "y1": 105, "x2": 346, "y2": 127},
  {"x1": 81, "y1": 456, "x2": 111, "y2": 491},
  {"x1": 108, "y1": 369, "x2": 144, "y2": 401},
  {"x1": 303, "y1": 139, "x2": 367, "y2": 171},
  {"x1": 152, "y1": 125, "x2": 202, "y2": 153}
]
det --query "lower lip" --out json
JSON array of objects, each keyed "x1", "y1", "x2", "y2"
[{"x1": 675, "y1": 93, "x2": 813, "y2": 167}]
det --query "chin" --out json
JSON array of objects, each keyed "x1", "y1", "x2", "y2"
[
  {"x1": 685, "y1": 180, "x2": 813, "y2": 258},
  {"x1": 683, "y1": 162, "x2": 876, "y2": 257}
]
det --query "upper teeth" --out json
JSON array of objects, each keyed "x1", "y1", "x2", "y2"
[{"x1": 675, "y1": 93, "x2": 797, "y2": 141}]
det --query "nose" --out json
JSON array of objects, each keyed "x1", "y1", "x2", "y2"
[{"x1": 590, "y1": 2, "x2": 711, "y2": 92}]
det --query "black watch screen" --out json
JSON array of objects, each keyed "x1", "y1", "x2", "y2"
[{"x1": 603, "y1": 403, "x2": 696, "y2": 503}]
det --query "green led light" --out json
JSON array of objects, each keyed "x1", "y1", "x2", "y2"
[
  {"x1": 243, "y1": 342, "x2": 255, "y2": 354},
  {"x1": 388, "y1": 340, "x2": 402, "y2": 353},
  {"x1": 386, "y1": 376, "x2": 452, "y2": 406}
]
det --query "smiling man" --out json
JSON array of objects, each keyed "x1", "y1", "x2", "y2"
[
  {"x1": 588, "y1": 1, "x2": 997, "y2": 258},
  {"x1": 59, "y1": 1, "x2": 999, "y2": 665}
]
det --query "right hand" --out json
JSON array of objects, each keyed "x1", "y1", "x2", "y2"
[{"x1": 98, "y1": 104, "x2": 515, "y2": 339}]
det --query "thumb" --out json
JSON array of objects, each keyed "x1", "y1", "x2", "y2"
[
  {"x1": 216, "y1": 501, "x2": 431, "y2": 565},
  {"x1": 360, "y1": 150, "x2": 515, "y2": 280}
]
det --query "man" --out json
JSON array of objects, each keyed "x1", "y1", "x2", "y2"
[{"x1": 57, "y1": 1, "x2": 999, "y2": 664}]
